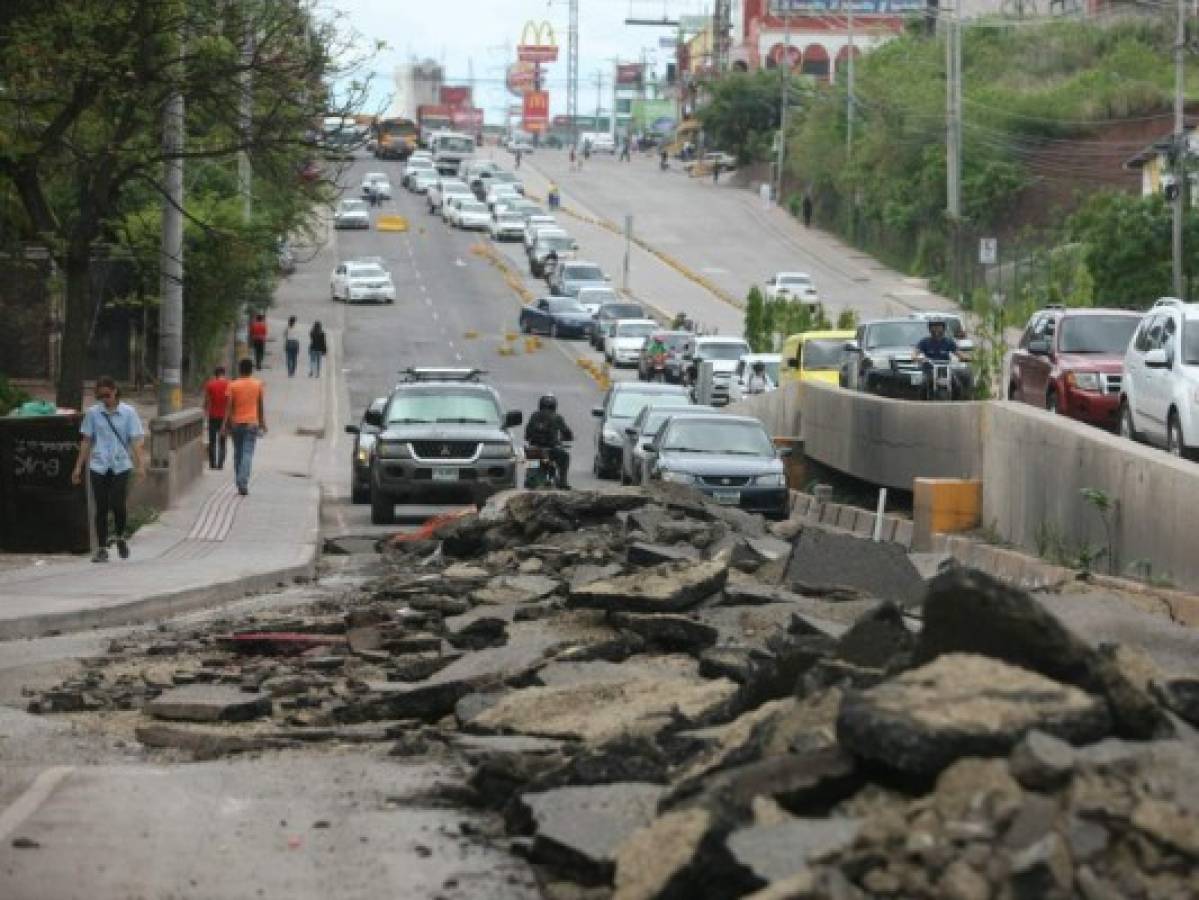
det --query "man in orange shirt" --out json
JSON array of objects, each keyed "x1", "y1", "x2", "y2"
[
  {"x1": 249, "y1": 313, "x2": 268, "y2": 370},
  {"x1": 202, "y1": 365, "x2": 230, "y2": 469},
  {"x1": 222, "y1": 358, "x2": 267, "y2": 496}
]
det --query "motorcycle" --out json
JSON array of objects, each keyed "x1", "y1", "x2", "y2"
[
  {"x1": 524, "y1": 442, "x2": 570, "y2": 489},
  {"x1": 920, "y1": 357, "x2": 972, "y2": 401}
]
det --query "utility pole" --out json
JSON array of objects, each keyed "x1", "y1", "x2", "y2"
[
  {"x1": 158, "y1": 19, "x2": 185, "y2": 416},
  {"x1": 945, "y1": 1, "x2": 961, "y2": 221},
  {"x1": 773, "y1": 11, "x2": 792, "y2": 205},
  {"x1": 1173, "y1": 0, "x2": 1186, "y2": 299},
  {"x1": 234, "y1": 22, "x2": 255, "y2": 368},
  {"x1": 846, "y1": 3, "x2": 855, "y2": 159},
  {"x1": 593, "y1": 69, "x2": 606, "y2": 122},
  {"x1": 568, "y1": 0, "x2": 579, "y2": 147}
]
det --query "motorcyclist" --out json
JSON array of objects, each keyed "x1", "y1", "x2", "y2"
[
  {"x1": 745, "y1": 360, "x2": 774, "y2": 395},
  {"x1": 525, "y1": 394, "x2": 574, "y2": 488},
  {"x1": 914, "y1": 318, "x2": 967, "y2": 399},
  {"x1": 644, "y1": 335, "x2": 668, "y2": 380}
]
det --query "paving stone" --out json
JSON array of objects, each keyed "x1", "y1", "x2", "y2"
[
  {"x1": 727, "y1": 817, "x2": 860, "y2": 887},
  {"x1": 567, "y1": 556, "x2": 729, "y2": 614},
  {"x1": 144, "y1": 685, "x2": 272, "y2": 723},
  {"x1": 330, "y1": 679, "x2": 470, "y2": 723},
  {"x1": 472, "y1": 574, "x2": 561, "y2": 605},
  {"x1": 611, "y1": 612, "x2": 718, "y2": 652},
  {"x1": 627, "y1": 541, "x2": 701, "y2": 566},
  {"x1": 1008, "y1": 729, "x2": 1076, "y2": 791},
  {"x1": 785, "y1": 527, "x2": 926, "y2": 607}
]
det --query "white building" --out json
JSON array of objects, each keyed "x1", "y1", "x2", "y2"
[{"x1": 391, "y1": 60, "x2": 444, "y2": 121}]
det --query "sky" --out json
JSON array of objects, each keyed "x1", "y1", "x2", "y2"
[{"x1": 323, "y1": 0, "x2": 715, "y2": 122}]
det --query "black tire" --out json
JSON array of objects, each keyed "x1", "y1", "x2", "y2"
[
  {"x1": 531, "y1": 262, "x2": 542, "y2": 277},
  {"x1": 351, "y1": 482, "x2": 370, "y2": 505},
  {"x1": 1009, "y1": 381, "x2": 1019, "y2": 401},
  {"x1": 592, "y1": 453, "x2": 602, "y2": 478},
  {"x1": 1167, "y1": 411, "x2": 1191, "y2": 460},
  {"x1": 1119, "y1": 401, "x2": 1142, "y2": 443},
  {"x1": 1046, "y1": 390, "x2": 1059, "y2": 414},
  {"x1": 370, "y1": 487, "x2": 395, "y2": 525},
  {"x1": 521, "y1": 318, "x2": 531, "y2": 334}
]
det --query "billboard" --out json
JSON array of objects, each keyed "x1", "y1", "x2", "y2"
[
  {"x1": 439, "y1": 86, "x2": 472, "y2": 106},
  {"x1": 506, "y1": 61, "x2": 537, "y2": 97},
  {"x1": 631, "y1": 100, "x2": 677, "y2": 135},
  {"x1": 522, "y1": 90, "x2": 550, "y2": 133},
  {"x1": 451, "y1": 107, "x2": 484, "y2": 129},
  {"x1": 615, "y1": 63, "x2": 644, "y2": 86},
  {"x1": 518, "y1": 20, "x2": 559, "y2": 63},
  {"x1": 770, "y1": 0, "x2": 924, "y2": 11}
]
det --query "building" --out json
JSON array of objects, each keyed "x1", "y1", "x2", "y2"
[
  {"x1": 1124, "y1": 131, "x2": 1199, "y2": 202},
  {"x1": 391, "y1": 60, "x2": 444, "y2": 121}
]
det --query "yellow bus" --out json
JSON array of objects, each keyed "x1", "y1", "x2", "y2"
[{"x1": 374, "y1": 117, "x2": 418, "y2": 160}]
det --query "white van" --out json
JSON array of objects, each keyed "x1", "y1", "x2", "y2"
[{"x1": 431, "y1": 131, "x2": 475, "y2": 174}]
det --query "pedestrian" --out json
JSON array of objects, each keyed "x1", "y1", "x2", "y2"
[
  {"x1": 249, "y1": 313, "x2": 267, "y2": 370},
  {"x1": 569, "y1": 145, "x2": 577, "y2": 171},
  {"x1": 583, "y1": 139, "x2": 592, "y2": 161},
  {"x1": 202, "y1": 365, "x2": 230, "y2": 469},
  {"x1": 514, "y1": 149, "x2": 522, "y2": 169},
  {"x1": 620, "y1": 140, "x2": 630, "y2": 162},
  {"x1": 712, "y1": 161, "x2": 721, "y2": 184},
  {"x1": 547, "y1": 183, "x2": 560, "y2": 211},
  {"x1": 222, "y1": 358, "x2": 266, "y2": 496},
  {"x1": 283, "y1": 315, "x2": 300, "y2": 377},
  {"x1": 802, "y1": 193, "x2": 813, "y2": 229},
  {"x1": 308, "y1": 320, "x2": 327, "y2": 377},
  {"x1": 71, "y1": 375, "x2": 146, "y2": 563}
]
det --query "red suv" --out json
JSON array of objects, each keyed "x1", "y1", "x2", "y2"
[{"x1": 1008, "y1": 307, "x2": 1142, "y2": 429}]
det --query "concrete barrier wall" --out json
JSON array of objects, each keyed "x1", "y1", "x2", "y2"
[
  {"x1": 800, "y1": 381, "x2": 986, "y2": 491},
  {"x1": 982, "y1": 402, "x2": 1199, "y2": 588},
  {"x1": 727, "y1": 381, "x2": 804, "y2": 437},
  {"x1": 129, "y1": 408, "x2": 205, "y2": 511}
]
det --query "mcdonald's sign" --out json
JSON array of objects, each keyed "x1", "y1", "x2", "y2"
[
  {"x1": 517, "y1": 20, "x2": 558, "y2": 63},
  {"x1": 522, "y1": 90, "x2": 550, "y2": 133}
]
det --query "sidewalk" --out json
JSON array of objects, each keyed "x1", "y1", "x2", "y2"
[{"x1": 0, "y1": 320, "x2": 332, "y2": 641}]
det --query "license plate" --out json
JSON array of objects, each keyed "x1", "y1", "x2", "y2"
[
  {"x1": 432, "y1": 467, "x2": 458, "y2": 482},
  {"x1": 712, "y1": 490, "x2": 741, "y2": 505}
]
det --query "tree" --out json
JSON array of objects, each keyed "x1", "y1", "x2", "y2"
[
  {"x1": 0, "y1": 0, "x2": 367, "y2": 408},
  {"x1": 744, "y1": 285, "x2": 767, "y2": 351},
  {"x1": 697, "y1": 71, "x2": 805, "y2": 165}
]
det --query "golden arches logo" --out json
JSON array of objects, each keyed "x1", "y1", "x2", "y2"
[{"x1": 520, "y1": 20, "x2": 556, "y2": 48}]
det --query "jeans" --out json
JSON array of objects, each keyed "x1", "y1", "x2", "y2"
[
  {"x1": 231, "y1": 424, "x2": 258, "y2": 491},
  {"x1": 90, "y1": 469, "x2": 130, "y2": 547},
  {"x1": 207, "y1": 416, "x2": 227, "y2": 468},
  {"x1": 309, "y1": 348, "x2": 323, "y2": 377},
  {"x1": 285, "y1": 339, "x2": 300, "y2": 377},
  {"x1": 252, "y1": 339, "x2": 265, "y2": 370}
]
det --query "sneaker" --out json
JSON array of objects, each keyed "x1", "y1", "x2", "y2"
[
  {"x1": 238, "y1": 486, "x2": 248, "y2": 496},
  {"x1": 92, "y1": 548, "x2": 109, "y2": 563},
  {"x1": 116, "y1": 538, "x2": 129, "y2": 559}
]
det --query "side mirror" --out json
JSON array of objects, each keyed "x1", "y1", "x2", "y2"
[
  {"x1": 1145, "y1": 348, "x2": 1170, "y2": 369},
  {"x1": 777, "y1": 446, "x2": 794, "y2": 458},
  {"x1": 788, "y1": 358, "x2": 799, "y2": 369},
  {"x1": 844, "y1": 341, "x2": 860, "y2": 352},
  {"x1": 625, "y1": 427, "x2": 637, "y2": 437},
  {"x1": 363, "y1": 410, "x2": 384, "y2": 428},
  {"x1": 504, "y1": 410, "x2": 523, "y2": 428},
  {"x1": 345, "y1": 424, "x2": 361, "y2": 435},
  {"x1": 592, "y1": 406, "x2": 604, "y2": 417},
  {"x1": 1028, "y1": 339, "x2": 1051, "y2": 356}
]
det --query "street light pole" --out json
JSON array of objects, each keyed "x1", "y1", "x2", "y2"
[
  {"x1": 774, "y1": 9, "x2": 791, "y2": 205},
  {"x1": 1172, "y1": 0, "x2": 1186, "y2": 299},
  {"x1": 158, "y1": 18, "x2": 185, "y2": 416}
]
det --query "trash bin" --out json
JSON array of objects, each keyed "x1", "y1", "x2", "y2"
[{"x1": 0, "y1": 413, "x2": 90, "y2": 553}]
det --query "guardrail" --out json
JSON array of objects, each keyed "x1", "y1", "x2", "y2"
[
  {"x1": 729, "y1": 381, "x2": 1199, "y2": 592},
  {"x1": 132, "y1": 408, "x2": 205, "y2": 511}
]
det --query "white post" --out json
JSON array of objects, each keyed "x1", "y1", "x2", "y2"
[{"x1": 872, "y1": 487, "x2": 888, "y2": 542}]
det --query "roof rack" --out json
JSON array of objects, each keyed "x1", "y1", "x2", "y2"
[
  {"x1": 397, "y1": 367, "x2": 487, "y2": 383},
  {"x1": 1153, "y1": 297, "x2": 1185, "y2": 308}
]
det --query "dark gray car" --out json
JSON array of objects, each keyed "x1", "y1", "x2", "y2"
[
  {"x1": 591, "y1": 381, "x2": 691, "y2": 478},
  {"x1": 365, "y1": 369, "x2": 522, "y2": 523},
  {"x1": 645, "y1": 414, "x2": 789, "y2": 519}
]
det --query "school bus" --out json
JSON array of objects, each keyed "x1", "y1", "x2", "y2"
[{"x1": 373, "y1": 117, "x2": 418, "y2": 160}]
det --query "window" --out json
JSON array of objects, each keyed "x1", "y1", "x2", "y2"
[
  {"x1": 1057, "y1": 316, "x2": 1139, "y2": 354},
  {"x1": 611, "y1": 391, "x2": 689, "y2": 418},
  {"x1": 387, "y1": 392, "x2": 500, "y2": 425},
  {"x1": 801, "y1": 339, "x2": 847, "y2": 370},
  {"x1": 661, "y1": 419, "x2": 775, "y2": 456},
  {"x1": 698, "y1": 342, "x2": 751, "y2": 361},
  {"x1": 1133, "y1": 317, "x2": 1154, "y2": 352},
  {"x1": 1145, "y1": 315, "x2": 1166, "y2": 351}
]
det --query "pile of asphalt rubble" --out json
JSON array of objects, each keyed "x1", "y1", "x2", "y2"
[{"x1": 27, "y1": 483, "x2": 1199, "y2": 899}]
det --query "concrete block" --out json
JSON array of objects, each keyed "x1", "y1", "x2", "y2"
[
  {"x1": 893, "y1": 519, "x2": 914, "y2": 549},
  {"x1": 793, "y1": 493, "x2": 812, "y2": 517},
  {"x1": 877, "y1": 517, "x2": 898, "y2": 543},
  {"x1": 836, "y1": 506, "x2": 858, "y2": 531},
  {"x1": 913, "y1": 478, "x2": 982, "y2": 552},
  {"x1": 852, "y1": 510, "x2": 875, "y2": 538},
  {"x1": 819, "y1": 503, "x2": 841, "y2": 526}
]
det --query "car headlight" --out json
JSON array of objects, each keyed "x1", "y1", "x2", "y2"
[
  {"x1": 602, "y1": 426, "x2": 622, "y2": 446},
  {"x1": 356, "y1": 447, "x2": 370, "y2": 464},
  {"x1": 1068, "y1": 372, "x2": 1100, "y2": 392},
  {"x1": 660, "y1": 469, "x2": 695, "y2": 484},
  {"x1": 755, "y1": 473, "x2": 786, "y2": 487},
  {"x1": 376, "y1": 441, "x2": 411, "y2": 459},
  {"x1": 479, "y1": 442, "x2": 515, "y2": 459}
]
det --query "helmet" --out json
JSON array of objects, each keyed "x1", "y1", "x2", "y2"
[
  {"x1": 752, "y1": 360, "x2": 766, "y2": 372},
  {"x1": 539, "y1": 394, "x2": 558, "y2": 412},
  {"x1": 926, "y1": 317, "x2": 947, "y2": 332}
]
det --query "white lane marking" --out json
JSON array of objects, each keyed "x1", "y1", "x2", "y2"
[
  {"x1": 432, "y1": 311, "x2": 439, "y2": 321},
  {"x1": 0, "y1": 766, "x2": 75, "y2": 843},
  {"x1": 456, "y1": 352, "x2": 463, "y2": 361},
  {"x1": 420, "y1": 285, "x2": 428, "y2": 294},
  {"x1": 424, "y1": 297, "x2": 432, "y2": 306}
]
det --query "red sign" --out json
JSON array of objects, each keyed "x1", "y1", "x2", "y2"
[
  {"x1": 615, "y1": 63, "x2": 644, "y2": 86},
  {"x1": 518, "y1": 45, "x2": 558, "y2": 63},
  {"x1": 451, "y1": 107, "x2": 484, "y2": 128},
  {"x1": 522, "y1": 90, "x2": 550, "y2": 133},
  {"x1": 440, "y1": 86, "x2": 472, "y2": 106},
  {"x1": 506, "y1": 62, "x2": 537, "y2": 97}
]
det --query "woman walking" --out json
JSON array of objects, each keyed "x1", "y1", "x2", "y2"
[
  {"x1": 71, "y1": 376, "x2": 146, "y2": 563},
  {"x1": 308, "y1": 321, "x2": 327, "y2": 377},
  {"x1": 284, "y1": 315, "x2": 301, "y2": 377}
]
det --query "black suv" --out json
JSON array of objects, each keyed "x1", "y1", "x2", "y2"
[{"x1": 363, "y1": 369, "x2": 523, "y2": 523}]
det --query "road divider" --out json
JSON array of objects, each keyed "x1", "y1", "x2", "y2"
[
  {"x1": 471, "y1": 241, "x2": 535, "y2": 304},
  {"x1": 375, "y1": 214, "x2": 408, "y2": 232}
]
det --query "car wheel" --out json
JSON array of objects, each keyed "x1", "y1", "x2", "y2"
[
  {"x1": 1046, "y1": 390, "x2": 1059, "y2": 414},
  {"x1": 351, "y1": 482, "x2": 370, "y2": 505},
  {"x1": 1168, "y1": 412, "x2": 1190, "y2": 459},
  {"x1": 592, "y1": 454, "x2": 602, "y2": 477},
  {"x1": 1119, "y1": 401, "x2": 1142, "y2": 443},
  {"x1": 370, "y1": 487, "x2": 395, "y2": 525}
]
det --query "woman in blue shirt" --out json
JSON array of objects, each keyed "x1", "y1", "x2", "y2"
[{"x1": 70, "y1": 376, "x2": 146, "y2": 562}]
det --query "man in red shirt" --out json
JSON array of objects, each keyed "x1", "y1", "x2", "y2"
[
  {"x1": 203, "y1": 365, "x2": 231, "y2": 469},
  {"x1": 249, "y1": 313, "x2": 267, "y2": 370}
]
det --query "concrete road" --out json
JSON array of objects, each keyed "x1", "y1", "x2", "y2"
[{"x1": 521, "y1": 145, "x2": 958, "y2": 324}]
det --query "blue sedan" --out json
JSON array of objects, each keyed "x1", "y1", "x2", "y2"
[{"x1": 519, "y1": 297, "x2": 595, "y2": 339}]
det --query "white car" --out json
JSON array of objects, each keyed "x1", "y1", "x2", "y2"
[
  {"x1": 528, "y1": 229, "x2": 578, "y2": 278},
  {"x1": 734, "y1": 353, "x2": 782, "y2": 396},
  {"x1": 486, "y1": 183, "x2": 521, "y2": 211},
  {"x1": 463, "y1": 160, "x2": 500, "y2": 182},
  {"x1": 331, "y1": 260, "x2": 395, "y2": 304},
  {"x1": 428, "y1": 178, "x2": 469, "y2": 213},
  {"x1": 403, "y1": 157, "x2": 435, "y2": 189},
  {"x1": 410, "y1": 169, "x2": 438, "y2": 194},
  {"x1": 441, "y1": 192, "x2": 473, "y2": 224},
  {"x1": 523, "y1": 215, "x2": 558, "y2": 249},
  {"x1": 606, "y1": 319, "x2": 659, "y2": 367},
  {"x1": 333, "y1": 198, "x2": 370, "y2": 230},
  {"x1": 575, "y1": 285, "x2": 620, "y2": 317},
  {"x1": 1120, "y1": 297, "x2": 1199, "y2": 458},
  {"x1": 691, "y1": 336, "x2": 753, "y2": 405},
  {"x1": 454, "y1": 200, "x2": 491, "y2": 230},
  {"x1": 490, "y1": 211, "x2": 526, "y2": 241},
  {"x1": 361, "y1": 172, "x2": 391, "y2": 199},
  {"x1": 764, "y1": 272, "x2": 819, "y2": 305}
]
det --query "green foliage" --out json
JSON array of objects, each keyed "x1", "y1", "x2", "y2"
[
  {"x1": 0, "y1": 376, "x2": 32, "y2": 416},
  {"x1": 744, "y1": 286, "x2": 767, "y2": 351},
  {"x1": 835, "y1": 308, "x2": 859, "y2": 330},
  {"x1": 967, "y1": 288, "x2": 1008, "y2": 400},
  {"x1": 697, "y1": 70, "x2": 808, "y2": 164},
  {"x1": 744, "y1": 287, "x2": 833, "y2": 351}
]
